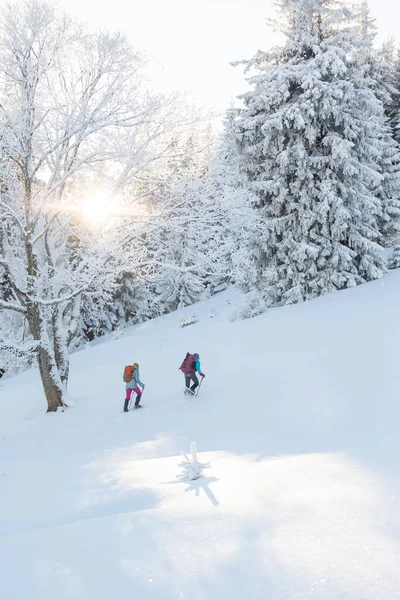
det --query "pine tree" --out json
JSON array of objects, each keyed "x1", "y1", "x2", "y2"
[
  {"x1": 234, "y1": 0, "x2": 390, "y2": 307},
  {"x1": 390, "y1": 48, "x2": 400, "y2": 144},
  {"x1": 355, "y1": 5, "x2": 400, "y2": 246},
  {"x1": 152, "y1": 174, "x2": 209, "y2": 311},
  {"x1": 210, "y1": 110, "x2": 260, "y2": 295}
]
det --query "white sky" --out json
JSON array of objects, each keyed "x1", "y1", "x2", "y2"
[{"x1": 56, "y1": 0, "x2": 400, "y2": 114}]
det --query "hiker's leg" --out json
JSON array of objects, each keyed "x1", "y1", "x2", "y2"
[
  {"x1": 185, "y1": 374, "x2": 190, "y2": 389},
  {"x1": 124, "y1": 388, "x2": 132, "y2": 412},
  {"x1": 189, "y1": 372, "x2": 199, "y2": 392},
  {"x1": 132, "y1": 387, "x2": 141, "y2": 406}
]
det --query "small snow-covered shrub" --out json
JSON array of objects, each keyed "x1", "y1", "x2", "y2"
[
  {"x1": 179, "y1": 314, "x2": 198, "y2": 328},
  {"x1": 230, "y1": 291, "x2": 266, "y2": 321},
  {"x1": 178, "y1": 442, "x2": 209, "y2": 481},
  {"x1": 112, "y1": 330, "x2": 124, "y2": 340}
]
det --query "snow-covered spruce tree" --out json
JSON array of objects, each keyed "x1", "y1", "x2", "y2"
[
  {"x1": 388, "y1": 243, "x2": 400, "y2": 269},
  {"x1": 234, "y1": 0, "x2": 392, "y2": 307},
  {"x1": 112, "y1": 271, "x2": 164, "y2": 324},
  {"x1": 355, "y1": 4, "x2": 400, "y2": 246},
  {"x1": 77, "y1": 270, "x2": 163, "y2": 343},
  {"x1": 209, "y1": 110, "x2": 260, "y2": 296},
  {"x1": 0, "y1": 265, "x2": 21, "y2": 375},
  {"x1": 135, "y1": 118, "x2": 214, "y2": 313},
  {"x1": 375, "y1": 119, "x2": 400, "y2": 247},
  {"x1": 151, "y1": 172, "x2": 211, "y2": 311},
  {"x1": 0, "y1": 0, "x2": 193, "y2": 411},
  {"x1": 380, "y1": 44, "x2": 400, "y2": 267},
  {"x1": 371, "y1": 39, "x2": 400, "y2": 144},
  {"x1": 374, "y1": 39, "x2": 399, "y2": 118},
  {"x1": 148, "y1": 116, "x2": 255, "y2": 314},
  {"x1": 389, "y1": 48, "x2": 400, "y2": 144}
]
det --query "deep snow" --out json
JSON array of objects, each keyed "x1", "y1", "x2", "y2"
[{"x1": 1, "y1": 273, "x2": 400, "y2": 599}]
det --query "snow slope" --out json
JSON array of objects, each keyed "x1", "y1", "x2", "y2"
[{"x1": 1, "y1": 273, "x2": 400, "y2": 600}]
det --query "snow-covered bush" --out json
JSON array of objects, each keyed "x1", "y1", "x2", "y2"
[
  {"x1": 179, "y1": 314, "x2": 198, "y2": 328},
  {"x1": 178, "y1": 442, "x2": 209, "y2": 481},
  {"x1": 230, "y1": 291, "x2": 266, "y2": 321}
]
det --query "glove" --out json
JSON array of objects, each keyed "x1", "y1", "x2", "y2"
[
  {"x1": 201, "y1": 373, "x2": 205, "y2": 378},
  {"x1": 142, "y1": 384, "x2": 145, "y2": 389}
]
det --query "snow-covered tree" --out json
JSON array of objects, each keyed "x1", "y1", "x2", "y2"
[
  {"x1": 0, "y1": 0, "x2": 201, "y2": 411},
  {"x1": 115, "y1": 272, "x2": 164, "y2": 323},
  {"x1": 147, "y1": 116, "x2": 258, "y2": 313},
  {"x1": 354, "y1": 5, "x2": 400, "y2": 246},
  {"x1": 234, "y1": 0, "x2": 395, "y2": 307},
  {"x1": 378, "y1": 43, "x2": 400, "y2": 145},
  {"x1": 376, "y1": 39, "x2": 400, "y2": 256},
  {"x1": 92, "y1": 113, "x2": 215, "y2": 322},
  {"x1": 150, "y1": 172, "x2": 213, "y2": 311},
  {"x1": 209, "y1": 111, "x2": 260, "y2": 295},
  {"x1": 388, "y1": 242, "x2": 400, "y2": 269}
]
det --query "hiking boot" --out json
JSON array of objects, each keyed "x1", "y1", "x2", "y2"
[{"x1": 123, "y1": 399, "x2": 129, "y2": 412}]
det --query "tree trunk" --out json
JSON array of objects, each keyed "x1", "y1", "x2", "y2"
[
  {"x1": 52, "y1": 307, "x2": 70, "y2": 386},
  {"x1": 54, "y1": 340, "x2": 69, "y2": 385},
  {"x1": 26, "y1": 302, "x2": 66, "y2": 412},
  {"x1": 37, "y1": 347, "x2": 64, "y2": 412},
  {"x1": 53, "y1": 297, "x2": 81, "y2": 387}
]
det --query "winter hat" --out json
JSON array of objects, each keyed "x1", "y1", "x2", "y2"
[
  {"x1": 133, "y1": 362, "x2": 139, "y2": 368},
  {"x1": 194, "y1": 353, "x2": 199, "y2": 359}
]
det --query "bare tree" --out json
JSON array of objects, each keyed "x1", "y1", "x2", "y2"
[{"x1": 0, "y1": 0, "x2": 192, "y2": 411}]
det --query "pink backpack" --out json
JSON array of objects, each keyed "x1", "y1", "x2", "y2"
[{"x1": 180, "y1": 353, "x2": 196, "y2": 374}]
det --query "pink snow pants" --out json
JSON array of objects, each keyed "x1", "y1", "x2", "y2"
[{"x1": 125, "y1": 387, "x2": 141, "y2": 400}]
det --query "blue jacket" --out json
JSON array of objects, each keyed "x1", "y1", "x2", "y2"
[
  {"x1": 125, "y1": 367, "x2": 144, "y2": 390},
  {"x1": 194, "y1": 358, "x2": 202, "y2": 375}
]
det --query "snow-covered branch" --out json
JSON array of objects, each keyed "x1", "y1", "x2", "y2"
[
  {"x1": 0, "y1": 298, "x2": 26, "y2": 314},
  {"x1": 0, "y1": 337, "x2": 39, "y2": 353}
]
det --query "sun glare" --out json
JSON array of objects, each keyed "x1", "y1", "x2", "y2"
[
  {"x1": 80, "y1": 192, "x2": 114, "y2": 226},
  {"x1": 77, "y1": 190, "x2": 150, "y2": 227}
]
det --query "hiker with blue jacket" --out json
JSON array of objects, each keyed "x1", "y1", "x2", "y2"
[
  {"x1": 123, "y1": 362, "x2": 145, "y2": 411},
  {"x1": 179, "y1": 352, "x2": 205, "y2": 395}
]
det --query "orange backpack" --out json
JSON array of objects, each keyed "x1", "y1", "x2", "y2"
[{"x1": 123, "y1": 365, "x2": 134, "y2": 383}]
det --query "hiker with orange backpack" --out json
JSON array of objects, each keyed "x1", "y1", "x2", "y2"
[
  {"x1": 123, "y1": 362, "x2": 145, "y2": 412},
  {"x1": 179, "y1": 352, "x2": 205, "y2": 396}
]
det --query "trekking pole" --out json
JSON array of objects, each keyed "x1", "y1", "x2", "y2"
[{"x1": 195, "y1": 377, "x2": 204, "y2": 398}]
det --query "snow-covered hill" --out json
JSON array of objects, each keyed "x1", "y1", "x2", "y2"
[{"x1": 1, "y1": 273, "x2": 400, "y2": 600}]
